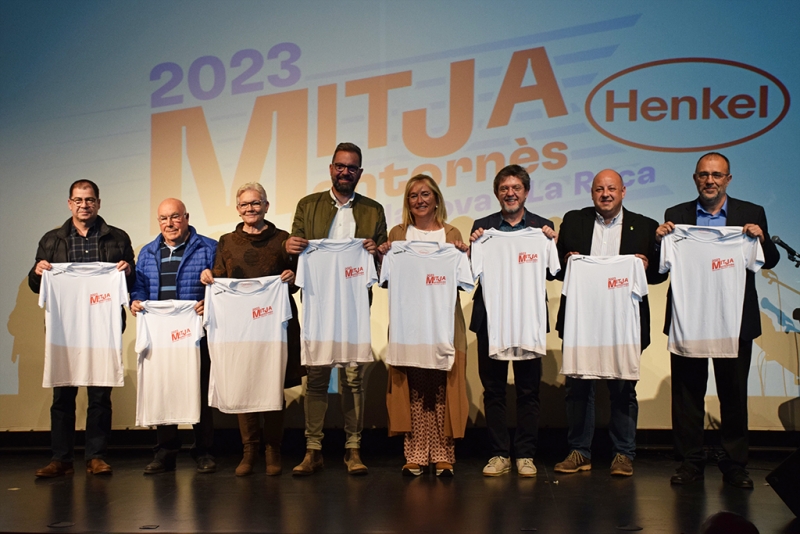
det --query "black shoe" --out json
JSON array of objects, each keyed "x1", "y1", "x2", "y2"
[
  {"x1": 670, "y1": 465, "x2": 704, "y2": 485},
  {"x1": 196, "y1": 456, "x2": 216, "y2": 474},
  {"x1": 723, "y1": 468, "x2": 753, "y2": 489},
  {"x1": 144, "y1": 458, "x2": 175, "y2": 475}
]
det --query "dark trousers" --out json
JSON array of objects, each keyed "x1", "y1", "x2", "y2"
[
  {"x1": 477, "y1": 325, "x2": 541, "y2": 459},
  {"x1": 51, "y1": 386, "x2": 112, "y2": 462},
  {"x1": 564, "y1": 377, "x2": 638, "y2": 460},
  {"x1": 670, "y1": 339, "x2": 752, "y2": 473},
  {"x1": 154, "y1": 338, "x2": 214, "y2": 459}
]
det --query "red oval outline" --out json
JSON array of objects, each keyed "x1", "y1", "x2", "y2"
[{"x1": 584, "y1": 58, "x2": 791, "y2": 153}]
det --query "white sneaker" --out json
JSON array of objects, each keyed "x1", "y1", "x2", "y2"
[
  {"x1": 482, "y1": 456, "x2": 511, "y2": 477},
  {"x1": 516, "y1": 458, "x2": 537, "y2": 477}
]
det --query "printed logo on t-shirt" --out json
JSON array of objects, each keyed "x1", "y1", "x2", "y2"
[
  {"x1": 518, "y1": 252, "x2": 539, "y2": 264},
  {"x1": 90, "y1": 292, "x2": 112, "y2": 305},
  {"x1": 252, "y1": 306, "x2": 273, "y2": 319},
  {"x1": 712, "y1": 258, "x2": 735, "y2": 271},
  {"x1": 171, "y1": 328, "x2": 192, "y2": 342},
  {"x1": 607, "y1": 277, "x2": 629, "y2": 289},
  {"x1": 345, "y1": 266, "x2": 364, "y2": 278},
  {"x1": 426, "y1": 274, "x2": 447, "y2": 285}
]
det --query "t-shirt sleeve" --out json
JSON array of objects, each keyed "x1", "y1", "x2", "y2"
[
  {"x1": 546, "y1": 237, "x2": 561, "y2": 276},
  {"x1": 632, "y1": 256, "x2": 648, "y2": 300},
  {"x1": 192, "y1": 305, "x2": 205, "y2": 342},
  {"x1": 659, "y1": 234, "x2": 673, "y2": 274},
  {"x1": 202, "y1": 285, "x2": 214, "y2": 331},
  {"x1": 562, "y1": 256, "x2": 574, "y2": 297},
  {"x1": 279, "y1": 282, "x2": 292, "y2": 324},
  {"x1": 134, "y1": 312, "x2": 151, "y2": 357},
  {"x1": 38, "y1": 270, "x2": 50, "y2": 309},
  {"x1": 295, "y1": 251, "x2": 308, "y2": 290},
  {"x1": 379, "y1": 250, "x2": 392, "y2": 286},
  {"x1": 364, "y1": 247, "x2": 378, "y2": 289},
  {"x1": 114, "y1": 269, "x2": 128, "y2": 309},
  {"x1": 745, "y1": 235, "x2": 765, "y2": 273},
  {"x1": 470, "y1": 238, "x2": 484, "y2": 280},
  {"x1": 456, "y1": 251, "x2": 475, "y2": 292}
]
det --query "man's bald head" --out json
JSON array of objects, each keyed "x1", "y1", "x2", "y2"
[
  {"x1": 157, "y1": 198, "x2": 190, "y2": 246},
  {"x1": 591, "y1": 169, "x2": 626, "y2": 223}
]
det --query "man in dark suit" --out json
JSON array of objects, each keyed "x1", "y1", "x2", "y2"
[
  {"x1": 469, "y1": 164, "x2": 556, "y2": 478},
  {"x1": 656, "y1": 152, "x2": 779, "y2": 488},
  {"x1": 554, "y1": 169, "x2": 667, "y2": 477}
]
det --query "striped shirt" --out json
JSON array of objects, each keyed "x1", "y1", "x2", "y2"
[{"x1": 158, "y1": 241, "x2": 186, "y2": 300}]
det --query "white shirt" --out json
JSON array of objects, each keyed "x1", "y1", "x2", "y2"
[
  {"x1": 380, "y1": 241, "x2": 474, "y2": 370},
  {"x1": 328, "y1": 189, "x2": 356, "y2": 239},
  {"x1": 659, "y1": 224, "x2": 764, "y2": 358},
  {"x1": 591, "y1": 210, "x2": 623, "y2": 256},
  {"x1": 134, "y1": 300, "x2": 204, "y2": 426},
  {"x1": 204, "y1": 276, "x2": 291, "y2": 413},
  {"x1": 39, "y1": 262, "x2": 127, "y2": 387},
  {"x1": 296, "y1": 238, "x2": 378, "y2": 366},
  {"x1": 560, "y1": 255, "x2": 648, "y2": 379},
  {"x1": 471, "y1": 227, "x2": 560, "y2": 360}
]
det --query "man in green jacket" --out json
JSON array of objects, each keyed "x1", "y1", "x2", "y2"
[{"x1": 286, "y1": 142, "x2": 387, "y2": 476}]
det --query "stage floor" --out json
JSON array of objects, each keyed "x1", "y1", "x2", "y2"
[{"x1": 1, "y1": 448, "x2": 798, "y2": 534}]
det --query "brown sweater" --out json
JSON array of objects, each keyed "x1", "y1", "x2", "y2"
[{"x1": 211, "y1": 220, "x2": 303, "y2": 387}]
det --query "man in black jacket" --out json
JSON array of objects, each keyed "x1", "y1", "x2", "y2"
[
  {"x1": 554, "y1": 169, "x2": 666, "y2": 477},
  {"x1": 28, "y1": 179, "x2": 135, "y2": 478},
  {"x1": 656, "y1": 152, "x2": 780, "y2": 488},
  {"x1": 469, "y1": 164, "x2": 556, "y2": 478}
]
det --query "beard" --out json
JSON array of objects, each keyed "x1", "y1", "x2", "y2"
[{"x1": 332, "y1": 176, "x2": 358, "y2": 196}]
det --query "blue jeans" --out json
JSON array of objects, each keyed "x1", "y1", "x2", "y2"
[
  {"x1": 51, "y1": 386, "x2": 112, "y2": 462},
  {"x1": 564, "y1": 377, "x2": 638, "y2": 460}
]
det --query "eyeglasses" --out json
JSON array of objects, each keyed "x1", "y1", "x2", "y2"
[
  {"x1": 237, "y1": 200, "x2": 266, "y2": 210},
  {"x1": 70, "y1": 197, "x2": 98, "y2": 206},
  {"x1": 158, "y1": 213, "x2": 186, "y2": 223},
  {"x1": 333, "y1": 163, "x2": 361, "y2": 174},
  {"x1": 408, "y1": 191, "x2": 434, "y2": 202},
  {"x1": 694, "y1": 172, "x2": 729, "y2": 181},
  {"x1": 498, "y1": 185, "x2": 525, "y2": 194}
]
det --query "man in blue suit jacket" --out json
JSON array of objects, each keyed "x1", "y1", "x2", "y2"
[
  {"x1": 130, "y1": 198, "x2": 218, "y2": 474},
  {"x1": 469, "y1": 164, "x2": 556, "y2": 478},
  {"x1": 656, "y1": 152, "x2": 780, "y2": 489}
]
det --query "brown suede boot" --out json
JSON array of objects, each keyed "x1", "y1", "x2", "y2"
[
  {"x1": 235, "y1": 413, "x2": 261, "y2": 477},
  {"x1": 292, "y1": 449, "x2": 323, "y2": 476},
  {"x1": 344, "y1": 448, "x2": 368, "y2": 476},
  {"x1": 265, "y1": 443, "x2": 282, "y2": 476}
]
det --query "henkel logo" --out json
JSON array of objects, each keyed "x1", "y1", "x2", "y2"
[
  {"x1": 608, "y1": 277, "x2": 629, "y2": 289},
  {"x1": 585, "y1": 58, "x2": 790, "y2": 153},
  {"x1": 89, "y1": 293, "x2": 111, "y2": 305},
  {"x1": 518, "y1": 252, "x2": 539, "y2": 264},
  {"x1": 345, "y1": 266, "x2": 364, "y2": 278},
  {"x1": 426, "y1": 274, "x2": 447, "y2": 285},
  {"x1": 171, "y1": 328, "x2": 191, "y2": 342},
  {"x1": 712, "y1": 258, "x2": 735, "y2": 271},
  {"x1": 252, "y1": 306, "x2": 273, "y2": 319}
]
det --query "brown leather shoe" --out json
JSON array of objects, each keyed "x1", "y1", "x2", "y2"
[
  {"x1": 344, "y1": 449, "x2": 368, "y2": 476},
  {"x1": 292, "y1": 449, "x2": 323, "y2": 476},
  {"x1": 265, "y1": 443, "x2": 282, "y2": 476},
  {"x1": 35, "y1": 460, "x2": 74, "y2": 478},
  {"x1": 86, "y1": 459, "x2": 113, "y2": 475},
  {"x1": 235, "y1": 444, "x2": 259, "y2": 477}
]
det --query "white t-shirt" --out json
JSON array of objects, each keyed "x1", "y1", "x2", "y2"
[
  {"x1": 39, "y1": 262, "x2": 127, "y2": 387},
  {"x1": 204, "y1": 276, "x2": 291, "y2": 413},
  {"x1": 560, "y1": 255, "x2": 648, "y2": 379},
  {"x1": 296, "y1": 238, "x2": 378, "y2": 367},
  {"x1": 134, "y1": 300, "x2": 204, "y2": 427},
  {"x1": 659, "y1": 224, "x2": 764, "y2": 358},
  {"x1": 380, "y1": 241, "x2": 474, "y2": 371},
  {"x1": 471, "y1": 227, "x2": 560, "y2": 360}
]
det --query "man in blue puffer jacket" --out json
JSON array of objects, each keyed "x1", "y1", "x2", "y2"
[{"x1": 130, "y1": 198, "x2": 218, "y2": 474}]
